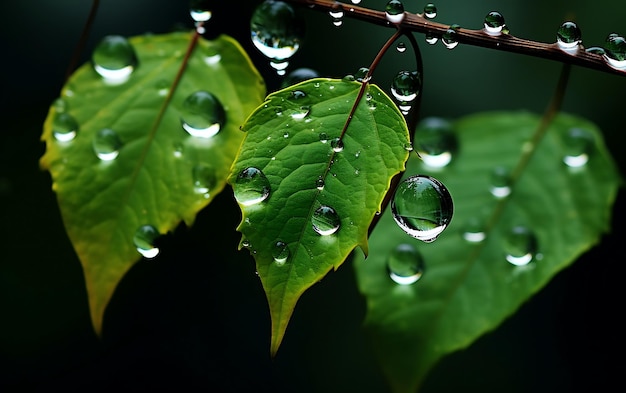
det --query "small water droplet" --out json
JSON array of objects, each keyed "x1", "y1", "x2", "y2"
[
  {"x1": 291, "y1": 105, "x2": 310, "y2": 120},
  {"x1": 354, "y1": 168, "x2": 360, "y2": 176},
  {"x1": 134, "y1": 225, "x2": 160, "y2": 259},
  {"x1": 234, "y1": 167, "x2": 271, "y2": 206},
  {"x1": 562, "y1": 127, "x2": 593, "y2": 167},
  {"x1": 173, "y1": 143, "x2": 184, "y2": 158},
  {"x1": 329, "y1": 3, "x2": 344, "y2": 26},
  {"x1": 586, "y1": 46, "x2": 605, "y2": 55},
  {"x1": 415, "y1": 117, "x2": 457, "y2": 168},
  {"x1": 403, "y1": 142, "x2": 413, "y2": 151},
  {"x1": 316, "y1": 176, "x2": 325, "y2": 190},
  {"x1": 442, "y1": 24, "x2": 460, "y2": 49},
  {"x1": 291, "y1": 90, "x2": 307, "y2": 100},
  {"x1": 387, "y1": 243, "x2": 424, "y2": 285},
  {"x1": 355, "y1": 67, "x2": 371, "y2": 82},
  {"x1": 350, "y1": 0, "x2": 362, "y2": 4},
  {"x1": 180, "y1": 91, "x2": 226, "y2": 138},
  {"x1": 391, "y1": 70, "x2": 421, "y2": 103},
  {"x1": 52, "y1": 113, "x2": 79, "y2": 142},
  {"x1": 189, "y1": 0, "x2": 212, "y2": 22},
  {"x1": 355, "y1": 150, "x2": 361, "y2": 158},
  {"x1": 331, "y1": 138, "x2": 344, "y2": 152},
  {"x1": 603, "y1": 34, "x2": 626, "y2": 70},
  {"x1": 192, "y1": 164, "x2": 215, "y2": 195},
  {"x1": 423, "y1": 3, "x2": 437, "y2": 19},
  {"x1": 53, "y1": 98, "x2": 68, "y2": 113},
  {"x1": 385, "y1": 0, "x2": 405, "y2": 24},
  {"x1": 504, "y1": 226, "x2": 538, "y2": 266},
  {"x1": 391, "y1": 175, "x2": 454, "y2": 243},
  {"x1": 556, "y1": 21, "x2": 582, "y2": 53},
  {"x1": 425, "y1": 32, "x2": 438, "y2": 45},
  {"x1": 483, "y1": 11, "x2": 505, "y2": 36},
  {"x1": 319, "y1": 132, "x2": 329, "y2": 143},
  {"x1": 272, "y1": 241, "x2": 290, "y2": 265},
  {"x1": 93, "y1": 128, "x2": 122, "y2": 161},
  {"x1": 281, "y1": 68, "x2": 320, "y2": 88},
  {"x1": 396, "y1": 42, "x2": 407, "y2": 53},
  {"x1": 92, "y1": 35, "x2": 137, "y2": 84},
  {"x1": 312, "y1": 205, "x2": 340, "y2": 236},
  {"x1": 489, "y1": 166, "x2": 511, "y2": 198},
  {"x1": 462, "y1": 217, "x2": 486, "y2": 243}
]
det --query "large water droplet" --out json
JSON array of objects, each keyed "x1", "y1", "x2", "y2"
[
  {"x1": 93, "y1": 128, "x2": 122, "y2": 161},
  {"x1": 52, "y1": 113, "x2": 79, "y2": 142},
  {"x1": 603, "y1": 34, "x2": 626, "y2": 70},
  {"x1": 415, "y1": 117, "x2": 457, "y2": 168},
  {"x1": 234, "y1": 167, "x2": 271, "y2": 206},
  {"x1": 134, "y1": 225, "x2": 160, "y2": 259},
  {"x1": 387, "y1": 243, "x2": 424, "y2": 285},
  {"x1": 562, "y1": 127, "x2": 593, "y2": 167},
  {"x1": 250, "y1": 0, "x2": 304, "y2": 74},
  {"x1": 189, "y1": 0, "x2": 212, "y2": 22},
  {"x1": 556, "y1": 21, "x2": 582, "y2": 53},
  {"x1": 442, "y1": 24, "x2": 460, "y2": 49},
  {"x1": 391, "y1": 175, "x2": 453, "y2": 243},
  {"x1": 92, "y1": 35, "x2": 137, "y2": 84},
  {"x1": 180, "y1": 91, "x2": 225, "y2": 138},
  {"x1": 312, "y1": 205, "x2": 340, "y2": 235},
  {"x1": 423, "y1": 3, "x2": 437, "y2": 19},
  {"x1": 272, "y1": 241, "x2": 290, "y2": 265},
  {"x1": 391, "y1": 70, "x2": 421, "y2": 103},
  {"x1": 281, "y1": 67, "x2": 320, "y2": 88},
  {"x1": 192, "y1": 164, "x2": 216, "y2": 195},
  {"x1": 489, "y1": 166, "x2": 511, "y2": 198},
  {"x1": 385, "y1": 0, "x2": 405, "y2": 24},
  {"x1": 483, "y1": 11, "x2": 505, "y2": 36},
  {"x1": 504, "y1": 226, "x2": 537, "y2": 266}
]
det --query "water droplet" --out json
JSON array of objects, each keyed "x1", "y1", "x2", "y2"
[
  {"x1": 462, "y1": 217, "x2": 486, "y2": 243},
  {"x1": 180, "y1": 91, "x2": 225, "y2": 138},
  {"x1": 603, "y1": 34, "x2": 626, "y2": 70},
  {"x1": 385, "y1": 0, "x2": 405, "y2": 24},
  {"x1": 483, "y1": 11, "x2": 505, "y2": 36},
  {"x1": 92, "y1": 128, "x2": 122, "y2": 161},
  {"x1": 355, "y1": 150, "x2": 361, "y2": 158},
  {"x1": 234, "y1": 167, "x2": 271, "y2": 206},
  {"x1": 316, "y1": 176, "x2": 325, "y2": 190},
  {"x1": 350, "y1": 0, "x2": 362, "y2": 4},
  {"x1": 442, "y1": 24, "x2": 460, "y2": 49},
  {"x1": 556, "y1": 21, "x2": 582, "y2": 53},
  {"x1": 391, "y1": 70, "x2": 421, "y2": 103},
  {"x1": 504, "y1": 226, "x2": 537, "y2": 266},
  {"x1": 562, "y1": 127, "x2": 593, "y2": 167},
  {"x1": 242, "y1": 239, "x2": 251, "y2": 249},
  {"x1": 586, "y1": 46, "x2": 605, "y2": 55},
  {"x1": 329, "y1": 3, "x2": 344, "y2": 26},
  {"x1": 387, "y1": 243, "x2": 424, "y2": 285},
  {"x1": 272, "y1": 241, "x2": 290, "y2": 265},
  {"x1": 423, "y1": 3, "x2": 437, "y2": 19},
  {"x1": 173, "y1": 143, "x2": 184, "y2": 158},
  {"x1": 391, "y1": 175, "x2": 454, "y2": 243},
  {"x1": 331, "y1": 138, "x2": 344, "y2": 152},
  {"x1": 92, "y1": 35, "x2": 137, "y2": 84},
  {"x1": 192, "y1": 164, "x2": 215, "y2": 195},
  {"x1": 291, "y1": 105, "x2": 310, "y2": 120},
  {"x1": 52, "y1": 113, "x2": 79, "y2": 142},
  {"x1": 396, "y1": 42, "x2": 407, "y2": 53},
  {"x1": 354, "y1": 168, "x2": 360, "y2": 176},
  {"x1": 134, "y1": 225, "x2": 160, "y2": 259},
  {"x1": 355, "y1": 67, "x2": 371, "y2": 82},
  {"x1": 281, "y1": 67, "x2": 320, "y2": 88},
  {"x1": 415, "y1": 117, "x2": 457, "y2": 168},
  {"x1": 319, "y1": 132, "x2": 329, "y2": 143},
  {"x1": 291, "y1": 90, "x2": 307, "y2": 100},
  {"x1": 270, "y1": 60, "x2": 290, "y2": 75},
  {"x1": 53, "y1": 98, "x2": 68, "y2": 113},
  {"x1": 403, "y1": 142, "x2": 413, "y2": 152},
  {"x1": 312, "y1": 205, "x2": 340, "y2": 235},
  {"x1": 425, "y1": 32, "x2": 438, "y2": 45},
  {"x1": 189, "y1": 0, "x2": 212, "y2": 22},
  {"x1": 489, "y1": 166, "x2": 511, "y2": 198},
  {"x1": 250, "y1": 0, "x2": 304, "y2": 74}
]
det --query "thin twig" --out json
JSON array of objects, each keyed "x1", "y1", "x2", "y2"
[{"x1": 64, "y1": 0, "x2": 100, "y2": 82}]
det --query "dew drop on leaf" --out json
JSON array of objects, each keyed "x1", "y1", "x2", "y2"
[
  {"x1": 52, "y1": 112, "x2": 79, "y2": 142},
  {"x1": 504, "y1": 225, "x2": 538, "y2": 266},
  {"x1": 331, "y1": 138, "x2": 344, "y2": 152},
  {"x1": 312, "y1": 206, "x2": 341, "y2": 236},
  {"x1": 53, "y1": 98, "x2": 68, "y2": 113},
  {"x1": 489, "y1": 166, "x2": 512, "y2": 198},
  {"x1": 423, "y1": 3, "x2": 437, "y2": 19},
  {"x1": 483, "y1": 11, "x2": 505, "y2": 36},
  {"x1": 442, "y1": 24, "x2": 461, "y2": 49},
  {"x1": 92, "y1": 128, "x2": 122, "y2": 161},
  {"x1": 415, "y1": 117, "x2": 457, "y2": 168},
  {"x1": 189, "y1": 0, "x2": 212, "y2": 22},
  {"x1": 603, "y1": 34, "x2": 626, "y2": 70},
  {"x1": 272, "y1": 241, "x2": 290, "y2": 266},
  {"x1": 562, "y1": 127, "x2": 593, "y2": 167},
  {"x1": 319, "y1": 132, "x2": 329, "y2": 143},
  {"x1": 134, "y1": 225, "x2": 160, "y2": 259},
  {"x1": 556, "y1": 21, "x2": 582, "y2": 53},
  {"x1": 461, "y1": 217, "x2": 486, "y2": 243},
  {"x1": 192, "y1": 164, "x2": 216, "y2": 195},
  {"x1": 387, "y1": 243, "x2": 425, "y2": 285},
  {"x1": 180, "y1": 91, "x2": 226, "y2": 138},
  {"x1": 316, "y1": 176, "x2": 325, "y2": 191},
  {"x1": 234, "y1": 167, "x2": 271, "y2": 206},
  {"x1": 391, "y1": 175, "x2": 453, "y2": 243},
  {"x1": 391, "y1": 70, "x2": 421, "y2": 103},
  {"x1": 385, "y1": 0, "x2": 405, "y2": 24},
  {"x1": 92, "y1": 35, "x2": 137, "y2": 84}
]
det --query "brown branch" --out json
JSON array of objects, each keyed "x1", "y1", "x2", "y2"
[{"x1": 284, "y1": 0, "x2": 626, "y2": 77}]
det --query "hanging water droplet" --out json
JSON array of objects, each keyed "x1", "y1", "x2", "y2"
[
  {"x1": 442, "y1": 24, "x2": 460, "y2": 49},
  {"x1": 489, "y1": 166, "x2": 511, "y2": 198},
  {"x1": 329, "y1": 3, "x2": 344, "y2": 26},
  {"x1": 92, "y1": 35, "x2": 137, "y2": 84},
  {"x1": 331, "y1": 138, "x2": 344, "y2": 152},
  {"x1": 281, "y1": 67, "x2": 320, "y2": 88},
  {"x1": 387, "y1": 243, "x2": 425, "y2": 285},
  {"x1": 425, "y1": 32, "x2": 438, "y2": 45},
  {"x1": 385, "y1": 0, "x2": 405, "y2": 24},
  {"x1": 396, "y1": 42, "x2": 407, "y2": 53},
  {"x1": 92, "y1": 128, "x2": 122, "y2": 161},
  {"x1": 192, "y1": 164, "x2": 215, "y2": 195},
  {"x1": 52, "y1": 113, "x2": 79, "y2": 142},
  {"x1": 319, "y1": 132, "x2": 329, "y2": 143},
  {"x1": 504, "y1": 226, "x2": 538, "y2": 266},
  {"x1": 423, "y1": 3, "x2": 437, "y2": 19},
  {"x1": 556, "y1": 21, "x2": 582, "y2": 53},
  {"x1": 562, "y1": 127, "x2": 593, "y2": 167},
  {"x1": 355, "y1": 67, "x2": 371, "y2": 82},
  {"x1": 180, "y1": 91, "x2": 226, "y2": 138},
  {"x1": 291, "y1": 90, "x2": 307, "y2": 100},
  {"x1": 415, "y1": 117, "x2": 457, "y2": 168},
  {"x1": 272, "y1": 241, "x2": 290, "y2": 265},
  {"x1": 391, "y1": 70, "x2": 421, "y2": 103},
  {"x1": 270, "y1": 60, "x2": 290, "y2": 76},
  {"x1": 461, "y1": 217, "x2": 486, "y2": 243},
  {"x1": 134, "y1": 225, "x2": 160, "y2": 259},
  {"x1": 250, "y1": 0, "x2": 304, "y2": 74},
  {"x1": 350, "y1": 0, "x2": 362, "y2": 4},
  {"x1": 234, "y1": 167, "x2": 271, "y2": 206},
  {"x1": 189, "y1": 0, "x2": 212, "y2": 22},
  {"x1": 391, "y1": 175, "x2": 454, "y2": 243},
  {"x1": 403, "y1": 142, "x2": 413, "y2": 152},
  {"x1": 312, "y1": 205, "x2": 341, "y2": 236},
  {"x1": 483, "y1": 11, "x2": 505, "y2": 36},
  {"x1": 603, "y1": 34, "x2": 626, "y2": 70},
  {"x1": 316, "y1": 176, "x2": 325, "y2": 190}
]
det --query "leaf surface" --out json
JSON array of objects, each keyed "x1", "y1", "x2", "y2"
[
  {"x1": 40, "y1": 32, "x2": 265, "y2": 334},
  {"x1": 229, "y1": 79, "x2": 411, "y2": 354},
  {"x1": 354, "y1": 112, "x2": 621, "y2": 393}
]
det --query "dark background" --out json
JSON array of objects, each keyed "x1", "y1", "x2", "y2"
[{"x1": 1, "y1": 0, "x2": 625, "y2": 392}]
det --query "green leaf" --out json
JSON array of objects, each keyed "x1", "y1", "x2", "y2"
[
  {"x1": 228, "y1": 79, "x2": 411, "y2": 355},
  {"x1": 354, "y1": 111, "x2": 621, "y2": 393},
  {"x1": 40, "y1": 32, "x2": 265, "y2": 334}
]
